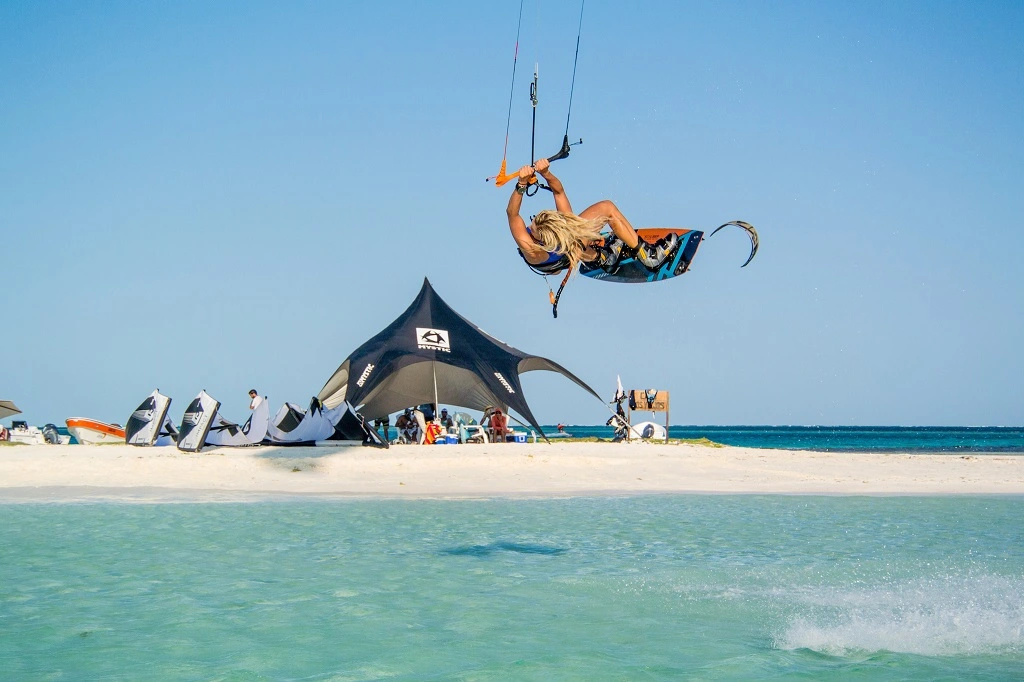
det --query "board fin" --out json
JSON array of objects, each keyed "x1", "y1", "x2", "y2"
[{"x1": 708, "y1": 220, "x2": 759, "y2": 267}]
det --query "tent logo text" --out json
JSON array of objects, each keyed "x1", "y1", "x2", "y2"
[
  {"x1": 356, "y1": 363, "x2": 375, "y2": 387},
  {"x1": 494, "y1": 372, "x2": 516, "y2": 394},
  {"x1": 416, "y1": 328, "x2": 450, "y2": 352}
]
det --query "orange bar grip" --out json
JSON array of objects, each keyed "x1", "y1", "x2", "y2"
[{"x1": 490, "y1": 159, "x2": 539, "y2": 187}]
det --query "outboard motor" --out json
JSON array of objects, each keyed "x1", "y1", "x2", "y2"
[{"x1": 42, "y1": 423, "x2": 62, "y2": 444}]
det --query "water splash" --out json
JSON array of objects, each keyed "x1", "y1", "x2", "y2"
[{"x1": 778, "y1": 574, "x2": 1024, "y2": 656}]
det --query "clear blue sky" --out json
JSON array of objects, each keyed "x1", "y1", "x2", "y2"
[{"x1": 3, "y1": 1, "x2": 1022, "y2": 427}]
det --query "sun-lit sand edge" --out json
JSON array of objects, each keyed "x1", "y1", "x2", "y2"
[{"x1": 1, "y1": 441, "x2": 1022, "y2": 502}]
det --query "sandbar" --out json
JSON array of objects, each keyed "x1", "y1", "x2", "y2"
[{"x1": 1, "y1": 441, "x2": 1022, "y2": 502}]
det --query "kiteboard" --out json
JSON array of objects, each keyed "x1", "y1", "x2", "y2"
[
  {"x1": 579, "y1": 221, "x2": 758, "y2": 284},
  {"x1": 580, "y1": 228, "x2": 703, "y2": 284}
]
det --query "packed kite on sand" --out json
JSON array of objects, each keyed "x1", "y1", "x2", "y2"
[
  {"x1": 2, "y1": 441, "x2": 1022, "y2": 502},
  {"x1": 52, "y1": 279, "x2": 607, "y2": 454}
]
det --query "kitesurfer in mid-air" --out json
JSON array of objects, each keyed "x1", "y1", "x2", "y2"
[{"x1": 506, "y1": 158, "x2": 679, "y2": 275}]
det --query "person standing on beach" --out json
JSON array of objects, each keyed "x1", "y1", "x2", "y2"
[
  {"x1": 411, "y1": 407, "x2": 427, "y2": 445},
  {"x1": 248, "y1": 390, "x2": 263, "y2": 411}
]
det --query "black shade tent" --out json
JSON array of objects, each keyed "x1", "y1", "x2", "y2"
[{"x1": 317, "y1": 279, "x2": 602, "y2": 438}]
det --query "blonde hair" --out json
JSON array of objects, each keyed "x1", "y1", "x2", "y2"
[{"x1": 531, "y1": 210, "x2": 610, "y2": 270}]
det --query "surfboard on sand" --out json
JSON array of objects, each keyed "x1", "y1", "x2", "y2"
[{"x1": 579, "y1": 228, "x2": 704, "y2": 284}]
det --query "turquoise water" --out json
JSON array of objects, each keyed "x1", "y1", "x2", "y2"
[
  {"x1": 660, "y1": 426, "x2": 1024, "y2": 453},
  {"x1": 2, "y1": 496, "x2": 1022, "y2": 679},
  {"x1": 542, "y1": 425, "x2": 1024, "y2": 453}
]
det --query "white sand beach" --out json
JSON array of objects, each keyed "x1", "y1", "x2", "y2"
[{"x1": 1, "y1": 441, "x2": 1022, "y2": 501}]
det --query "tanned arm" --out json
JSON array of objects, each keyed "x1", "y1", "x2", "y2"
[
  {"x1": 506, "y1": 165, "x2": 547, "y2": 260},
  {"x1": 534, "y1": 158, "x2": 572, "y2": 214}
]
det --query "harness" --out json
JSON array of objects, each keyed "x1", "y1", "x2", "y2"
[
  {"x1": 517, "y1": 245, "x2": 573, "y2": 318},
  {"x1": 518, "y1": 247, "x2": 570, "y2": 276}
]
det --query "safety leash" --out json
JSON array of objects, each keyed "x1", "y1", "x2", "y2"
[{"x1": 548, "y1": 268, "x2": 572, "y2": 318}]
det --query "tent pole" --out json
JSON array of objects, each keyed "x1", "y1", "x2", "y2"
[{"x1": 432, "y1": 361, "x2": 439, "y2": 416}]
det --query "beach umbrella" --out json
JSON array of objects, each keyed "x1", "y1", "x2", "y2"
[{"x1": 0, "y1": 400, "x2": 22, "y2": 420}]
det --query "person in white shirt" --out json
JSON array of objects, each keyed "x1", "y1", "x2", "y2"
[
  {"x1": 248, "y1": 389, "x2": 263, "y2": 410},
  {"x1": 411, "y1": 407, "x2": 427, "y2": 445}
]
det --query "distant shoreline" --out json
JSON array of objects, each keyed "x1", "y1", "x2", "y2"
[{"x1": 1, "y1": 442, "x2": 1022, "y2": 502}]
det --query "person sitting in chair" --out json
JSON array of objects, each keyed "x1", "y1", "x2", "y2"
[
  {"x1": 394, "y1": 410, "x2": 416, "y2": 444},
  {"x1": 439, "y1": 408, "x2": 454, "y2": 430},
  {"x1": 487, "y1": 408, "x2": 509, "y2": 444}
]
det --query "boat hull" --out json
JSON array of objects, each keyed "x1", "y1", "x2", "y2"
[
  {"x1": 66, "y1": 418, "x2": 126, "y2": 444},
  {"x1": 7, "y1": 423, "x2": 71, "y2": 445},
  {"x1": 630, "y1": 421, "x2": 667, "y2": 441}
]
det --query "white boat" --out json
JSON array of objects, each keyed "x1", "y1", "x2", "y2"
[
  {"x1": 4, "y1": 421, "x2": 71, "y2": 445},
  {"x1": 66, "y1": 418, "x2": 126, "y2": 444},
  {"x1": 630, "y1": 421, "x2": 667, "y2": 440}
]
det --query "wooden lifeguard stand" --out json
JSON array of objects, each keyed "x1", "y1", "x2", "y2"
[{"x1": 627, "y1": 389, "x2": 670, "y2": 443}]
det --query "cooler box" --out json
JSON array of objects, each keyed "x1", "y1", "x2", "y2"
[
  {"x1": 445, "y1": 434, "x2": 458, "y2": 444},
  {"x1": 511, "y1": 433, "x2": 527, "y2": 443}
]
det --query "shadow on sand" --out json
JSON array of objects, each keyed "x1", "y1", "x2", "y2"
[{"x1": 245, "y1": 444, "x2": 369, "y2": 473}]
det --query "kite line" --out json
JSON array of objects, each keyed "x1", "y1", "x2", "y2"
[
  {"x1": 489, "y1": 0, "x2": 526, "y2": 190},
  {"x1": 487, "y1": 0, "x2": 586, "y2": 191}
]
